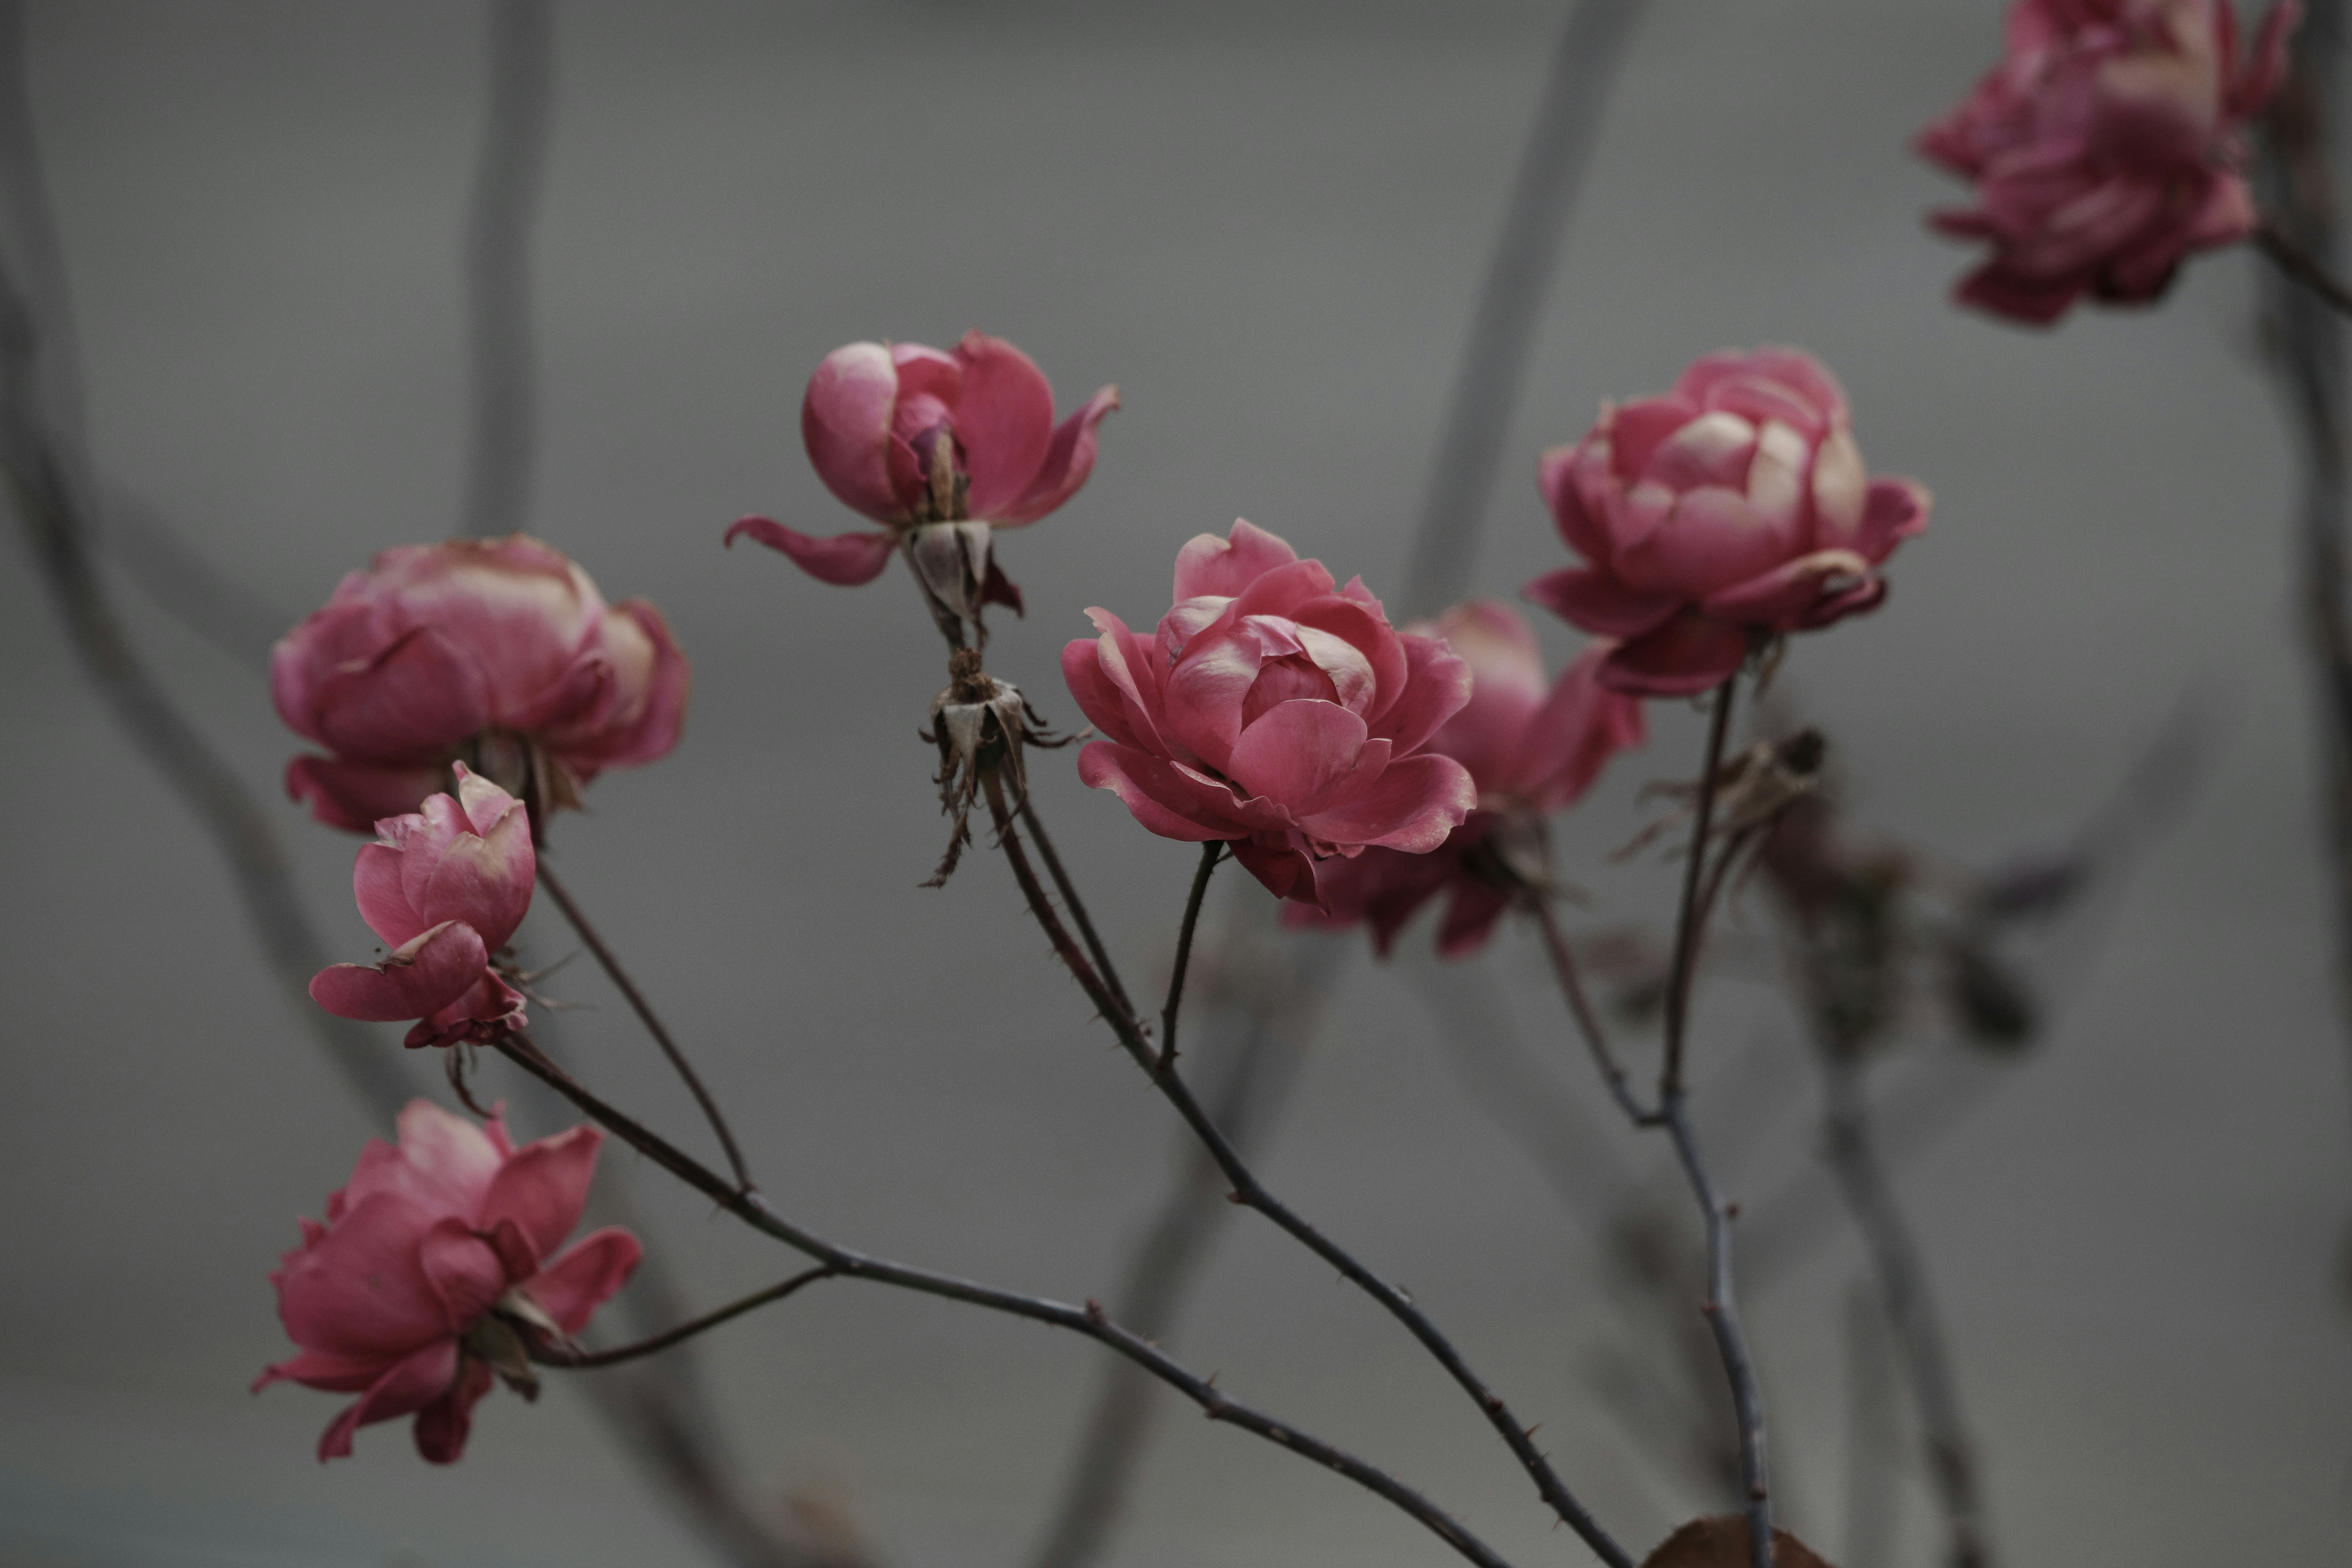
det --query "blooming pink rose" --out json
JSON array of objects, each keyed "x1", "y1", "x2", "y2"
[
  {"x1": 1918, "y1": 0, "x2": 2298, "y2": 323},
  {"x1": 726, "y1": 331, "x2": 1119, "y2": 614},
  {"x1": 1523, "y1": 349, "x2": 1930, "y2": 697},
  {"x1": 309, "y1": 766, "x2": 535, "y2": 1049},
  {"x1": 257, "y1": 1100, "x2": 641, "y2": 1464},
  {"x1": 273, "y1": 535, "x2": 690, "y2": 832},
  {"x1": 1063, "y1": 519, "x2": 1477, "y2": 907},
  {"x1": 1293, "y1": 603, "x2": 1646, "y2": 957}
]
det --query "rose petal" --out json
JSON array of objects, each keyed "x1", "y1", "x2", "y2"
[
  {"x1": 311, "y1": 921, "x2": 489, "y2": 1025},
  {"x1": 524, "y1": 1226, "x2": 644, "y2": 1335},
  {"x1": 801, "y1": 342, "x2": 907, "y2": 523},
  {"x1": 725, "y1": 517, "x2": 898, "y2": 586}
]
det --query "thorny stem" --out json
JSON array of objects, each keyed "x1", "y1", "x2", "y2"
[
  {"x1": 2258, "y1": 219, "x2": 2352, "y2": 320},
  {"x1": 534, "y1": 1267, "x2": 840, "y2": 1369},
  {"x1": 1019, "y1": 791, "x2": 1136, "y2": 1019},
  {"x1": 1821, "y1": 1056, "x2": 1993, "y2": 1568},
  {"x1": 1662, "y1": 675, "x2": 1740, "y2": 1098},
  {"x1": 979, "y1": 771, "x2": 1635, "y2": 1568},
  {"x1": 485, "y1": 1028, "x2": 1518, "y2": 1568},
  {"x1": 1525, "y1": 892, "x2": 1657, "y2": 1125},
  {"x1": 1659, "y1": 1091, "x2": 1773, "y2": 1568},
  {"x1": 1160, "y1": 842, "x2": 1224, "y2": 1068},
  {"x1": 536, "y1": 860, "x2": 756, "y2": 1194}
]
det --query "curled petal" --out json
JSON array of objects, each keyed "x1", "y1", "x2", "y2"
[
  {"x1": 725, "y1": 517, "x2": 897, "y2": 586},
  {"x1": 286, "y1": 756, "x2": 450, "y2": 834},
  {"x1": 524, "y1": 1226, "x2": 644, "y2": 1335},
  {"x1": 801, "y1": 342, "x2": 907, "y2": 522},
  {"x1": 1172, "y1": 518, "x2": 1300, "y2": 602},
  {"x1": 403, "y1": 970, "x2": 527, "y2": 1050},
  {"x1": 1000, "y1": 383, "x2": 1120, "y2": 525},
  {"x1": 951, "y1": 332, "x2": 1058, "y2": 518},
  {"x1": 1600, "y1": 610, "x2": 1749, "y2": 697},
  {"x1": 1365, "y1": 633, "x2": 1472, "y2": 760},
  {"x1": 418, "y1": 1219, "x2": 507, "y2": 1331},
  {"x1": 310, "y1": 921, "x2": 489, "y2": 1026},
  {"x1": 1077, "y1": 741, "x2": 1253, "y2": 842},
  {"x1": 1229, "y1": 832, "x2": 1324, "y2": 905},
  {"x1": 336, "y1": 1100, "x2": 506, "y2": 1224},
  {"x1": 571, "y1": 599, "x2": 690, "y2": 769},
  {"x1": 1300, "y1": 752, "x2": 1476, "y2": 853},
  {"x1": 478, "y1": 1125, "x2": 605, "y2": 1273},
  {"x1": 1857, "y1": 477, "x2": 1930, "y2": 561},
  {"x1": 1227, "y1": 699, "x2": 1373, "y2": 814},
  {"x1": 310, "y1": 626, "x2": 492, "y2": 762},
  {"x1": 274, "y1": 1191, "x2": 451, "y2": 1359},
  {"x1": 1703, "y1": 548, "x2": 1878, "y2": 629},
  {"x1": 316, "y1": 1340, "x2": 462, "y2": 1463},
  {"x1": 1523, "y1": 567, "x2": 1682, "y2": 641},
  {"x1": 410, "y1": 1355, "x2": 495, "y2": 1465}
]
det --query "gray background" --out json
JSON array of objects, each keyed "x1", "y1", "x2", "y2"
[{"x1": 2, "y1": 1, "x2": 2346, "y2": 1564}]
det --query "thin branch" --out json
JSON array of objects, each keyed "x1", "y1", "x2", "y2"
[
  {"x1": 1821, "y1": 1056, "x2": 1993, "y2": 1568},
  {"x1": 486, "y1": 1028, "x2": 1519, "y2": 1568},
  {"x1": 1662, "y1": 676, "x2": 1740, "y2": 1097},
  {"x1": 1527, "y1": 892, "x2": 1657, "y2": 1125},
  {"x1": 1018, "y1": 790, "x2": 1136, "y2": 1019},
  {"x1": 1400, "y1": 0, "x2": 1651, "y2": 617},
  {"x1": 535, "y1": 1267, "x2": 840, "y2": 1368},
  {"x1": 1839, "y1": 1281, "x2": 1902, "y2": 1568},
  {"x1": 1658, "y1": 1091, "x2": 1773, "y2": 1568},
  {"x1": 980, "y1": 772, "x2": 1634, "y2": 1568},
  {"x1": 459, "y1": 0, "x2": 554, "y2": 538},
  {"x1": 1159, "y1": 842, "x2": 1223, "y2": 1068},
  {"x1": 536, "y1": 859, "x2": 755, "y2": 1194},
  {"x1": 2258, "y1": 219, "x2": 2352, "y2": 318}
]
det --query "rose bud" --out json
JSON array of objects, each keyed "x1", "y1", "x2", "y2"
[
  {"x1": 1918, "y1": 0, "x2": 2298, "y2": 324},
  {"x1": 255, "y1": 1100, "x2": 641, "y2": 1464},
  {"x1": 726, "y1": 332, "x2": 1118, "y2": 635},
  {"x1": 309, "y1": 766, "x2": 535, "y2": 1049},
  {"x1": 1294, "y1": 603, "x2": 1646, "y2": 957},
  {"x1": 273, "y1": 535, "x2": 689, "y2": 832},
  {"x1": 1063, "y1": 519, "x2": 1477, "y2": 907},
  {"x1": 1523, "y1": 349, "x2": 1929, "y2": 697}
]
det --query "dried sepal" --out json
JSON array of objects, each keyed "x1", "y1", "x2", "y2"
[
  {"x1": 919, "y1": 649, "x2": 1069, "y2": 888},
  {"x1": 1617, "y1": 728, "x2": 1827, "y2": 864},
  {"x1": 902, "y1": 521, "x2": 1023, "y2": 650}
]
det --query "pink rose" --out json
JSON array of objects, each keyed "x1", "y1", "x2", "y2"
[
  {"x1": 1294, "y1": 603, "x2": 1646, "y2": 957},
  {"x1": 1063, "y1": 519, "x2": 1477, "y2": 907},
  {"x1": 1523, "y1": 349, "x2": 1929, "y2": 697},
  {"x1": 273, "y1": 535, "x2": 690, "y2": 832},
  {"x1": 726, "y1": 331, "x2": 1119, "y2": 616},
  {"x1": 1918, "y1": 0, "x2": 2298, "y2": 323},
  {"x1": 255, "y1": 1100, "x2": 641, "y2": 1464},
  {"x1": 309, "y1": 766, "x2": 535, "y2": 1050}
]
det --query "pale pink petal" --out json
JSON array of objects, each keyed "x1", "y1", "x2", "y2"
[
  {"x1": 1420, "y1": 601, "x2": 1547, "y2": 796},
  {"x1": 1613, "y1": 487, "x2": 1803, "y2": 600},
  {"x1": 562, "y1": 599, "x2": 690, "y2": 769},
  {"x1": 1605, "y1": 397, "x2": 1700, "y2": 486},
  {"x1": 274, "y1": 1193, "x2": 451, "y2": 1357},
  {"x1": 1172, "y1": 519, "x2": 1301, "y2": 601},
  {"x1": 1226, "y1": 700, "x2": 1371, "y2": 813},
  {"x1": 524, "y1": 1226, "x2": 644, "y2": 1334},
  {"x1": 403, "y1": 971, "x2": 527, "y2": 1050},
  {"x1": 1365, "y1": 633, "x2": 1472, "y2": 759},
  {"x1": 1856, "y1": 478, "x2": 1931, "y2": 561},
  {"x1": 1299, "y1": 753, "x2": 1476, "y2": 853},
  {"x1": 480, "y1": 1125, "x2": 604, "y2": 1268},
  {"x1": 1539, "y1": 439, "x2": 1613, "y2": 564},
  {"x1": 310, "y1": 625, "x2": 492, "y2": 762},
  {"x1": 1163, "y1": 625, "x2": 1269, "y2": 774},
  {"x1": 950, "y1": 332, "x2": 1058, "y2": 518},
  {"x1": 415, "y1": 801, "x2": 535, "y2": 952},
  {"x1": 1510, "y1": 641, "x2": 1648, "y2": 812},
  {"x1": 311, "y1": 921, "x2": 489, "y2": 1025},
  {"x1": 801, "y1": 342, "x2": 907, "y2": 522},
  {"x1": 725, "y1": 518, "x2": 897, "y2": 586},
  {"x1": 998, "y1": 383, "x2": 1120, "y2": 525},
  {"x1": 353, "y1": 842, "x2": 428, "y2": 950},
  {"x1": 337, "y1": 1100, "x2": 505, "y2": 1223}
]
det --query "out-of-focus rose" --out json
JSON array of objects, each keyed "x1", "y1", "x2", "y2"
[
  {"x1": 309, "y1": 766, "x2": 534, "y2": 1049},
  {"x1": 255, "y1": 1100, "x2": 640, "y2": 1464},
  {"x1": 726, "y1": 331, "x2": 1118, "y2": 625},
  {"x1": 273, "y1": 535, "x2": 689, "y2": 832},
  {"x1": 1523, "y1": 349, "x2": 1929, "y2": 697},
  {"x1": 1293, "y1": 603, "x2": 1646, "y2": 957},
  {"x1": 1918, "y1": 0, "x2": 2298, "y2": 323},
  {"x1": 1063, "y1": 519, "x2": 1476, "y2": 907}
]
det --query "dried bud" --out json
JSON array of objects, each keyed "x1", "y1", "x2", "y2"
[
  {"x1": 920, "y1": 649, "x2": 1067, "y2": 887},
  {"x1": 903, "y1": 520, "x2": 1024, "y2": 647}
]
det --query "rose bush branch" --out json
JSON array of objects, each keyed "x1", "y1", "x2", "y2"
[
  {"x1": 532, "y1": 1267, "x2": 840, "y2": 1370},
  {"x1": 976, "y1": 768, "x2": 1636, "y2": 1568},
  {"x1": 535, "y1": 859, "x2": 755, "y2": 1193},
  {"x1": 479, "y1": 1028, "x2": 1522, "y2": 1568}
]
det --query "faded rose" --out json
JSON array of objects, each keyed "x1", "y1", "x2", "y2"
[
  {"x1": 1064, "y1": 519, "x2": 1476, "y2": 907},
  {"x1": 1523, "y1": 349, "x2": 1929, "y2": 696}
]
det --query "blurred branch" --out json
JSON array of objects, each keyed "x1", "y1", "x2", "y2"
[
  {"x1": 1838, "y1": 1281, "x2": 1901, "y2": 1568},
  {"x1": 1400, "y1": 0, "x2": 1648, "y2": 618},
  {"x1": 460, "y1": 0, "x2": 553, "y2": 539},
  {"x1": 2260, "y1": 0, "x2": 2352, "y2": 1153}
]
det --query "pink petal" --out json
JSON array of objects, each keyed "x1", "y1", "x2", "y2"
[
  {"x1": 254, "y1": 1347, "x2": 398, "y2": 1396},
  {"x1": 285, "y1": 756, "x2": 449, "y2": 835},
  {"x1": 1077, "y1": 741, "x2": 1253, "y2": 842},
  {"x1": 1703, "y1": 548, "x2": 1879, "y2": 630},
  {"x1": 1510, "y1": 641, "x2": 1648, "y2": 812},
  {"x1": 1061, "y1": 637, "x2": 1148, "y2": 751},
  {"x1": 725, "y1": 517, "x2": 898, "y2": 586},
  {"x1": 1172, "y1": 518, "x2": 1300, "y2": 602},
  {"x1": 311, "y1": 921, "x2": 489, "y2": 1025},
  {"x1": 1613, "y1": 486, "x2": 1804, "y2": 600},
  {"x1": 1164, "y1": 624, "x2": 1272, "y2": 774},
  {"x1": 274, "y1": 1193, "x2": 451, "y2": 1358},
  {"x1": 1229, "y1": 831, "x2": 1323, "y2": 905},
  {"x1": 1539, "y1": 439, "x2": 1613, "y2": 564},
  {"x1": 998, "y1": 382, "x2": 1120, "y2": 525},
  {"x1": 1522, "y1": 566, "x2": 1682, "y2": 641},
  {"x1": 1435, "y1": 878, "x2": 1515, "y2": 959},
  {"x1": 1299, "y1": 752, "x2": 1476, "y2": 853},
  {"x1": 1074, "y1": 607, "x2": 1170, "y2": 753},
  {"x1": 316, "y1": 1340, "x2": 461, "y2": 1463},
  {"x1": 1856, "y1": 477, "x2": 1931, "y2": 561},
  {"x1": 1599, "y1": 611, "x2": 1748, "y2": 697},
  {"x1": 2230, "y1": 1, "x2": 2299, "y2": 118},
  {"x1": 1365, "y1": 633, "x2": 1472, "y2": 760},
  {"x1": 410, "y1": 1356, "x2": 494, "y2": 1465},
  {"x1": 338, "y1": 1100, "x2": 505, "y2": 1224},
  {"x1": 1676, "y1": 348, "x2": 1847, "y2": 431},
  {"x1": 418, "y1": 1218, "x2": 507, "y2": 1330},
  {"x1": 1291, "y1": 597, "x2": 1407, "y2": 722},
  {"x1": 480, "y1": 1125, "x2": 604, "y2": 1268},
  {"x1": 949, "y1": 332, "x2": 1058, "y2": 518},
  {"x1": 800, "y1": 342, "x2": 907, "y2": 523},
  {"x1": 1605, "y1": 397, "x2": 1700, "y2": 486},
  {"x1": 402, "y1": 971, "x2": 528, "y2": 1050},
  {"x1": 353, "y1": 841, "x2": 429, "y2": 950},
  {"x1": 415, "y1": 797, "x2": 535, "y2": 951},
  {"x1": 1419, "y1": 601, "x2": 1545, "y2": 796},
  {"x1": 1226, "y1": 699, "x2": 1371, "y2": 813},
  {"x1": 1954, "y1": 260, "x2": 2082, "y2": 324},
  {"x1": 310, "y1": 625, "x2": 493, "y2": 763},
  {"x1": 524, "y1": 1226, "x2": 644, "y2": 1334}
]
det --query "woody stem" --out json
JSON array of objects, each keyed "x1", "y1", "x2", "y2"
[{"x1": 533, "y1": 1267, "x2": 840, "y2": 1368}]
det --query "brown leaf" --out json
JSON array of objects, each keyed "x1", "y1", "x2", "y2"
[{"x1": 1640, "y1": 1515, "x2": 1836, "y2": 1568}]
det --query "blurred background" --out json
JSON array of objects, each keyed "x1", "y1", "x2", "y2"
[{"x1": 2, "y1": 1, "x2": 2348, "y2": 1564}]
